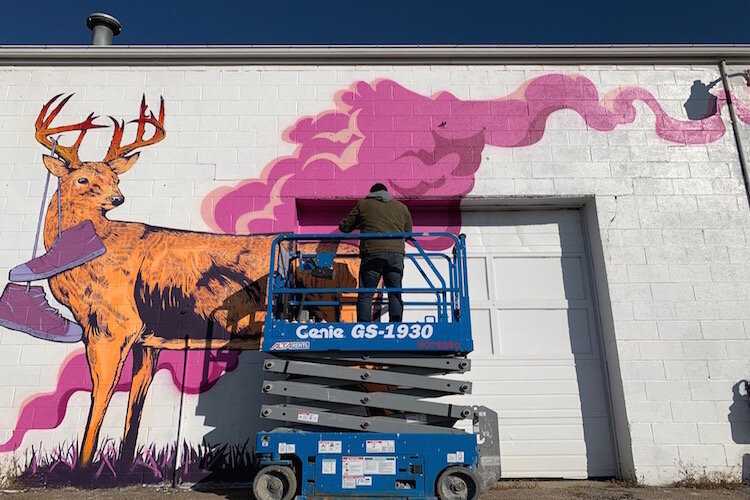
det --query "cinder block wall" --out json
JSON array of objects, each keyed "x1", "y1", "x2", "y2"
[{"x1": 0, "y1": 63, "x2": 748, "y2": 485}]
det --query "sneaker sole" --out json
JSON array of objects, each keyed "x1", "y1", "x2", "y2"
[
  {"x1": 0, "y1": 316, "x2": 83, "y2": 343},
  {"x1": 8, "y1": 246, "x2": 107, "y2": 283}
]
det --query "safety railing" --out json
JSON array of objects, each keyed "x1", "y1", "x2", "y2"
[{"x1": 265, "y1": 232, "x2": 471, "y2": 327}]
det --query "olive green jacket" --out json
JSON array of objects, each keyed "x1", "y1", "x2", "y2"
[{"x1": 339, "y1": 191, "x2": 413, "y2": 254}]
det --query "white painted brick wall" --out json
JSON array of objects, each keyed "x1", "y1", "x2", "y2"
[{"x1": 0, "y1": 63, "x2": 747, "y2": 485}]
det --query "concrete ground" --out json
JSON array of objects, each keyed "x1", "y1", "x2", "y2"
[{"x1": 1, "y1": 480, "x2": 749, "y2": 499}]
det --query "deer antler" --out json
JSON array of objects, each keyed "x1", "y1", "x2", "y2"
[
  {"x1": 35, "y1": 94, "x2": 107, "y2": 167},
  {"x1": 104, "y1": 95, "x2": 165, "y2": 162}
]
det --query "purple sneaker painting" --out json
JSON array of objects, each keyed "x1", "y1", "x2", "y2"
[
  {"x1": 0, "y1": 284, "x2": 83, "y2": 342},
  {"x1": 9, "y1": 220, "x2": 106, "y2": 282}
]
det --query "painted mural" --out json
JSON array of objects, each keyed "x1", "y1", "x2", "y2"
[
  {"x1": 1, "y1": 73, "x2": 749, "y2": 485},
  {"x1": 0, "y1": 94, "x2": 359, "y2": 484}
]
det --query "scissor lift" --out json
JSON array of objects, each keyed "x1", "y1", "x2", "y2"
[{"x1": 253, "y1": 233, "x2": 501, "y2": 500}]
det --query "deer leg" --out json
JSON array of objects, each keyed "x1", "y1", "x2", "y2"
[
  {"x1": 120, "y1": 344, "x2": 160, "y2": 471},
  {"x1": 79, "y1": 334, "x2": 137, "y2": 468}
]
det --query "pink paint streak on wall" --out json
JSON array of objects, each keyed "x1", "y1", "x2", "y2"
[
  {"x1": 5, "y1": 73, "x2": 750, "y2": 455},
  {"x1": 0, "y1": 349, "x2": 239, "y2": 453},
  {"x1": 201, "y1": 74, "x2": 750, "y2": 240}
]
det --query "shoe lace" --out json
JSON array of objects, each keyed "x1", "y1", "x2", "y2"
[{"x1": 38, "y1": 297, "x2": 64, "y2": 318}]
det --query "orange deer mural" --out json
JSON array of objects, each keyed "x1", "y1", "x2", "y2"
[{"x1": 25, "y1": 94, "x2": 358, "y2": 469}]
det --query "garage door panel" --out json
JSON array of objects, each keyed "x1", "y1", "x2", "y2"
[
  {"x1": 462, "y1": 208, "x2": 616, "y2": 478},
  {"x1": 402, "y1": 255, "x2": 450, "y2": 285},
  {"x1": 494, "y1": 256, "x2": 586, "y2": 301},
  {"x1": 463, "y1": 394, "x2": 586, "y2": 410},
  {"x1": 500, "y1": 421, "x2": 612, "y2": 440},
  {"x1": 501, "y1": 456, "x2": 589, "y2": 478},
  {"x1": 466, "y1": 379, "x2": 589, "y2": 396},
  {"x1": 463, "y1": 213, "x2": 586, "y2": 253},
  {"x1": 466, "y1": 256, "x2": 490, "y2": 301},
  {"x1": 464, "y1": 393, "x2": 611, "y2": 418},
  {"x1": 472, "y1": 375, "x2": 604, "y2": 407},
  {"x1": 501, "y1": 424, "x2": 585, "y2": 441},
  {"x1": 498, "y1": 409, "x2": 595, "y2": 420},
  {"x1": 502, "y1": 440, "x2": 589, "y2": 457},
  {"x1": 468, "y1": 364, "x2": 579, "y2": 380},
  {"x1": 470, "y1": 233, "x2": 569, "y2": 251},
  {"x1": 401, "y1": 256, "x2": 450, "y2": 312},
  {"x1": 468, "y1": 307, "x2": 495, "y2": 356},
  {"x1": 497, "y1": 309, "x2": 592, "y2": 357}
]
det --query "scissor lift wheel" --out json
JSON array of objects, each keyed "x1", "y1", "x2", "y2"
[
  {"x1": 253, "y1": 465, "x2": 297, "y2": 500},
  {"x1": 436, "y1": 466, "x2": 479, "y2": 500}
]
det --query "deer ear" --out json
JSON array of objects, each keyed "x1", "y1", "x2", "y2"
[
  {"x1": 42, "y1": 155, "x2": 69, "y2": 177},
  {"x1": 108, "y1": 153, "x2": 140, "y2": 174}
]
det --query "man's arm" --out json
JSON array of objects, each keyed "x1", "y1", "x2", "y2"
[{"x1": 339, "y1": 203, "x2": 360, "y2": 233}]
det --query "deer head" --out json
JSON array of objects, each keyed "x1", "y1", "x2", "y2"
[{"x1": 36, "y1": 94, "x2": 165, "y2": 216}]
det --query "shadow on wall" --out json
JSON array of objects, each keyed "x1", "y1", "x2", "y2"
[
  {"x1": 684, "y1": 79, "x2": 719, "y2": 120},
  {"x1": 728, "y1": 380, "x2": 750, "y2": 482},
  {"x1": 560, "y1": 216, "x2": 617, "y2": 478},
  {"x1": 191, "y1": 350, "x2": 280, "y2": 485}
]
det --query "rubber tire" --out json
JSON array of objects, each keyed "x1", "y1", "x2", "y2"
[
  {"x1": 436, "y1": 466, "x2": 479, "y2": 500},
  {"x1": 252, "y1": 465, "x2": 297, "y2": 500}
]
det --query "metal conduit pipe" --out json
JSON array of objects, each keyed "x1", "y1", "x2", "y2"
[{"x1": 719, "y1": 60, "x2": 750, "y2": 210}]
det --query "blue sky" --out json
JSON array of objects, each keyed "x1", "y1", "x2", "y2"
[{"x1": 2, "y1": 0, "x2": 750, "y2": 45}]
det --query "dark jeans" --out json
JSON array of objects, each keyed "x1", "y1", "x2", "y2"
[{"x1": 357, "y1": 252, "x2": 404, "y2": 322}]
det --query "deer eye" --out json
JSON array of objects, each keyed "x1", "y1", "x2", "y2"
[{"x1": 77, "y1": 177, "x2": 89, "y2": 184}]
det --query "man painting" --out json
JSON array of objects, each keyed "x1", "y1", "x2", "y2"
[{"x1": 339, "y1": 183, "x2": 413, "y2": 322}]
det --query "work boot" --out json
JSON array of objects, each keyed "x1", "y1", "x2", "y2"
[
  {"x1": 0, "y1": 283, "x2": 83, "y2": 342},
  {"x1": 9, "y1": 220, "x2": 106, "y2": 282}
]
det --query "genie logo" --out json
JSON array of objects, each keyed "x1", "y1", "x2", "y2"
[{"x1": 296, "y1": 324, "x2": 345, "y2": 339}]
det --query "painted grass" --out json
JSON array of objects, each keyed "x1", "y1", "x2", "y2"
[{"x1": 15, "y1": 439, "x2": 255, "y2": 487}]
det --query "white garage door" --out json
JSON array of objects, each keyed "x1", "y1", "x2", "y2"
[
  {"x1": 459, "y1": 208, "x2": 616, "y2": 478},
  {"x1": 299, "y1": 204, "x2": 616, "y2": 478}
]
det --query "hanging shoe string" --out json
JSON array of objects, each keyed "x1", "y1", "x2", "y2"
[
  {"x1": 57, "y1": 155, "x2": 62, "y2": 240},
  {"x1": 27, "y1": 136, "x2": 60, "y2": 293}
]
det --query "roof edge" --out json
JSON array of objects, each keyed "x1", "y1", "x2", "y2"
[{"x1": 2, "y1": 45, "x2": 750, "y2": 65}]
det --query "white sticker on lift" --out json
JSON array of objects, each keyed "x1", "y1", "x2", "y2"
[
  {"x1": 342, "y1": 456, "x2": 365, "y2": 477},
  {"x1": 297, "y1": 411, "x2": 319, "y2": 423},
  {"x1": 447, "y1": 450, "x2": 466, "y2": 463},
  {"x1": 342, "y1": 477, "x2": 356, "y2": 489},
  {"x1": 318, "y1": 440, "x2": 342, "y2": 454},
  {"x1": 366, "y1": 439, "x2": 395, "y2": 453},
  {"x1": 364, "y1": 456, "x2": 396, "y2": 475},
  {"x1": 356, "y1": 476, "x2": 372, "y2": 486},
  {"x1": 278, "y1": 443, "x2": 296, "y2": 454},
  {"x1": 322, "y1": 459, "x2": 336, "y2": 475},
  {"x1": 457, "y1": 451, "x2": 465, "y2": 462}
]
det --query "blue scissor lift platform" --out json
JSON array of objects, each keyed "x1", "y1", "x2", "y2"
[{"x1": 253, "y1": 233, "x2": 501, "y2": 500}]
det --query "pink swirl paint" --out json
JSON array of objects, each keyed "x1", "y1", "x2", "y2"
[
  {"x1": 0, "y1": 349, "x2": 239, "y2": 453},
  {"x1": 201, "y1": 74, "x2": 750, "y2": 240}
]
